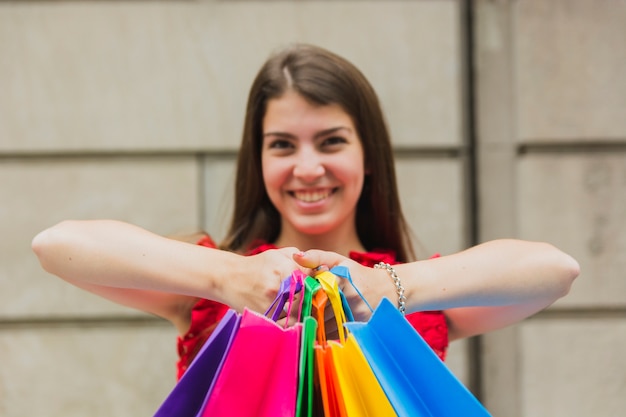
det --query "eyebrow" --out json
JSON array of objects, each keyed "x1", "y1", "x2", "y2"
[{"x1": 263, "y1": 126, "x2": 352, "y2": 139}]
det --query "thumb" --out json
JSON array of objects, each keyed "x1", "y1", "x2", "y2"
[
  {"x1": 293, "y1": 249, "x2": 344, "y2": 270},
  {"x1": 292, "y1": 249, "x2": 322, "y2": 269}
]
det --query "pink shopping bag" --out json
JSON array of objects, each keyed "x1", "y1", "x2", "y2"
[{"x1": 200, "y1": 272, "x2": 305, "y2": 417}]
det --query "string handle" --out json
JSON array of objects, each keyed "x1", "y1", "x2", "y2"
[
  {"x1": 331, "y1": 266, "x2": 374, "y2": 313},
  {"x1": 315, "y1": 270, "x2": 350, "y2": 344},
  {"x1": 264, "y1": 270, "x2": 304, "y2": 327}
]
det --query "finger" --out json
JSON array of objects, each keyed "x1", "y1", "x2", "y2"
[
  {"x1": 292, "y1": 250, "x2": 320, "y2": 269},
  {"x1": 292, "y1": 250, "x2": 328, "y2": 277},
  {"x1": 293, "y1": 249, "x2": 343, "y2": 270}
]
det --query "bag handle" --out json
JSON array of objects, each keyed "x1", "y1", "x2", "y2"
[
  {"x1": 287, "y1": 270, "x2": 306, "y2": 326},
  {"x1": 331, "y1": 265, "x2": 374, "y2": 314},
  {"x1": 264, "y1": 270, "x2": 304, "y2": 327},
  {"x1": 315, "y1": 270, "x2": 350, "y2": 344},
  {"x1": 302, "y1": 276, "x2": 322, "y2": 319},
  {"x1": 311, "y1": 289, "x2": 329, "y2": 345}
]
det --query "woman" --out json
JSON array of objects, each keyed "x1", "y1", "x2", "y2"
[{"x1": 32, "y1": 44, "x2": 580, "y2": 379}]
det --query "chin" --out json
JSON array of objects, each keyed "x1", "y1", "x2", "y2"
[{"x1": 293, "y1": 222, "x2": 337, "y2": 236}]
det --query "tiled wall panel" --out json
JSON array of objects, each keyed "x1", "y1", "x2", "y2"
[
  {"x1": 517, "y1": 153, "x2": 626, "y2": 307},
  {"x1": 0, "y1": 324, "x2": 178, "y2": 417},
  {"x1": 201, "y1": 157, "x2": 237, "y2": 242},
  {"x1": 396, "y1": 157, "x2": 466, "y2": 257},
  {"x1": 514, "y1": 0, "x2": 626, "y2": 141},
  {"x1": 0, "y1": 0, "x2": 462, "y2": 153},
  {"x1": 520, "y1": 318, "x2": 626, "y2": 417},
  {"x1": 0, "y1": 156, "x2": 199, "y2": 318}
]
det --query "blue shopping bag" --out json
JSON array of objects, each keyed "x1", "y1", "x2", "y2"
[{"x1": 345, "y1": 298, "x2": 492, "y2": 417}]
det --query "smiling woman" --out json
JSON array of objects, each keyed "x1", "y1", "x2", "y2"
[
  {"x1": 226, "y1": 44, "x2": 411, "y2": 261},
  {"x1": 261, "y1": 91, "x2": 366, "y2": 251},
  {"x1": 31, "y1": 43, "x2": 579, "y2": 382}
]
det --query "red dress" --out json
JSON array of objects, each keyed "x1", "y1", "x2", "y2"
[{"x1": 176, "y1": 236, "x2": 449, "y2": 380}]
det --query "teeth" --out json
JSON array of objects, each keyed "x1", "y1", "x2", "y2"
[{"x1": 294, "y1": 190, "x2": 331, "y2": 203}]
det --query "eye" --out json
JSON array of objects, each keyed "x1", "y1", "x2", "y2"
[
  {"x1": 322, "y1": 136, "x2": 348, "y2": 147},
  {"x1": 266, "y1": 138, "x2": 294, "y2": 150}
]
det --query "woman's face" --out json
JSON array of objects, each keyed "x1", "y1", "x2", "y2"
[{"x1": 261, "y1": 90, "x2": 365, "y2": 238}]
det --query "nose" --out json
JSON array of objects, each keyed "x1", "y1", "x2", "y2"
[{"x1": 293, "y1": 148, "x2": 325, "y2": 183}]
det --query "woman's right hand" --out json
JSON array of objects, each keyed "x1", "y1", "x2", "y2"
[{"x1": 221, "y1": 247, "x2": 306, "y2": 314}]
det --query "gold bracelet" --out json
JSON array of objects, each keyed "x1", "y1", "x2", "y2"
[{"x1": 374, "y1": 262, "x2": 406, "y2": 315}]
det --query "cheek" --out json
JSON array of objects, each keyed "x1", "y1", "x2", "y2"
[
  {"x1": 261, "y1": 159, "x2": 275, "y2": 195},
  {"x1": 333, "y1": 157, "x2": 366, "y2": 189},
  {"x1": 262, "y1": 157, "x2": 289, "y2": 195}
]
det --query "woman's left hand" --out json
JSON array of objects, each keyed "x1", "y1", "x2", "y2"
[{"x1": 293, "y1": 250, "x2": 394, "y2": 323}]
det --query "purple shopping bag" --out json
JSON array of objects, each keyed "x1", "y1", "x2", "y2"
[{"x1": 153, "y1": 309, "x2": 240, "y2": 417}]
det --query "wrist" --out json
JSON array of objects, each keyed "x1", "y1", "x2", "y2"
[
  {"x1": 196, "y1": 248, "x2": 245, "y2": 306},
  {"x1": 374, "y1": 262, "x2": 407, "y2": 315}
]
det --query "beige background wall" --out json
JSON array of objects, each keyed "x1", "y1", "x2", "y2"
[
  {"x1": 475, "y1": 0, "x2": 626, "y2": 415},
  {"x1": 0, "y1": 0, "x2": 623, "y2": 416}
]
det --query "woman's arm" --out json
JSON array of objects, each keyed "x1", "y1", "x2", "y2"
[
  {"x1": 32, "y1": 220, "x2": 302, "y2": 331},
  {"x1": 295, "y1": 239, "x2": 580, "y2": 340}
]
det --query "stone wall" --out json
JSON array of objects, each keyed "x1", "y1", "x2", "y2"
[
  {"x1": 0, "y1": 0, "x2": 623, "y2": 416},
  {"x1": 475, "y1": 1, "x2": 626, "y2": 415}
]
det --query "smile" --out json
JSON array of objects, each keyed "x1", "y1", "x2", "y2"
[{"x1": 291, "y1": 188, "x2": 337, "y2": 203}]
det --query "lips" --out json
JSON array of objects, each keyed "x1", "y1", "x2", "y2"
[{"x1": 291, "y1": 188, "x2": 336, "y2": 203}]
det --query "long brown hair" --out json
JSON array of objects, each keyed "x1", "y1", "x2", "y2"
[{"x1": 221, "y1": 43, "x2": 415, "y2": 262}]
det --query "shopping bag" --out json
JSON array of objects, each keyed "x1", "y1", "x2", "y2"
[
  {"x1": 296, "y1": 277, "x2": 322, "y2": 417},
  {"x1": 313, "y1": 269, "x2": 396, "y2": 417},
  {"x1": 331, "y1": 336, "x2": 397, "y2": 416},
  {"x1": 296, "y1": 316, "x2": 318, "y2": 417},
  {"x1": 199, "y1": 275, "x2": 304, "y2": 417},
  {"x1": 152, "y1": 309, "x2": 240, "y2": 417},
  {"x1": 345, "y1": 298, "x2": 492, "y2": 417},
  {"x1": 311, "y1": 289, "x2": 345, "y2": 417}
]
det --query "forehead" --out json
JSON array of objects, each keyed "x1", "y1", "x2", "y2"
[{"x1": 263, "y1": 91, "x2": 355, "y2": 135}]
